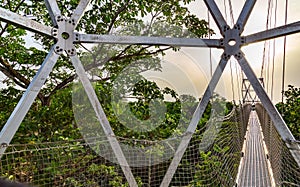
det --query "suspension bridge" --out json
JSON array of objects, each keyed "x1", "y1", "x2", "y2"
[{"x1": 0, "y1": 0, "x2": 300, "y2": 186}]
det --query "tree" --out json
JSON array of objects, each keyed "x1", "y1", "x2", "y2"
[
  {"x1": 0, "y1": 0, "x2": 213, "y2": 142},
  {"x1": 0, "y1": 0, "x2": 213, "y2": 106},
  {"x1": 276, "y1": 85, "x2": 300, "y2": 140},
  {"x1": 0, "y1": 1, "x2": 222, "y2": 186}
]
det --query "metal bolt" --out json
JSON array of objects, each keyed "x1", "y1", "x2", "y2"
[{"x1": 1, "y1": 142, "x2": 8, "y2": 148}]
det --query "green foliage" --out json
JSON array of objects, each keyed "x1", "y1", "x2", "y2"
[
  {"x1": 0, "y1": 87, "x2": 80, "y2": 144},
  {"x1": 276, "y1": 85, "x2": 300, "y2": 139},
  {"x1": 0, "y1": 0, "x2": 213, "y2": 106},
  {"x1": 0, "y1": 1, "x2": 243, "y2": 186}
]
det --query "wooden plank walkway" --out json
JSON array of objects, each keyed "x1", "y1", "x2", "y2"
[{"x1": 237, "y1": 111, "x2": 273, "y2": 187}]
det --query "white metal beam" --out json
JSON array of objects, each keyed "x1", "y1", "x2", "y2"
[
  {"x1": 76, "y1": 34, "x2": 222, "y2": 48},
  {"x1": 244, "y1": 21, "x2": 300, "y2": 45},
  {"x1": 236, "y1": 0, "x2": 257, "y2": 33},
  {"x1": 70, "y1": 55, "x2": 138, "y2": 187},
  {"x1": 236, "y1": 52, "x2": 300, "y2": 166},
  {"x1": 204, "y1": 0, "x2": 229, "y2": 36},
  {"x1": 71, "y1": 0, "x2": 91, "y2": 27},
  {"x1": 160, "y1": 56, "x2": 228, "y2": 187},
  {"x1": 0, "y1": 47, "x2": 59, "y2": 157},
  {"x1": 0, "y1": 7, "x2": 53, "y2": 37},
  {"x1": 44, "y1": 0, "x2": 61, "y2": 26}
]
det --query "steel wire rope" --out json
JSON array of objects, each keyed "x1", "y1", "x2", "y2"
[
  {"x1": 223, "y1": 0, "x2": 236, "y2": 101},
  {"x1": 228, "y1": 0, "x2": 237, "y2": 102},
  {"x1": 235, "y1": 62, "x2": 242, "y2": 102},
  {"x1": 227, "y1": 0, "x2": 242, "y2": 102},
  {"x1": 270, "y1": 0, "x2": 278, "y2": 101},
  {"x1": 208, "y1": 9, "x2": 213, "y2": 79},
  {"x1": 281, "y1": 0, "x2": 288, "y2": 111},
  {"x1": 0, "y1": 105, "x2": 250, "y2": 186},
  {"x1": 262, "y1": 0, "x2": 273, "y2": 95}
]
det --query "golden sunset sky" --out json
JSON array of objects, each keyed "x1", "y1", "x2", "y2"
[
  {"x1": 1, "y1": 0, "x2": 299, "y2": 104},
  {"x1": 149, "y1": 0, "x2": 300, "y2": 103}
]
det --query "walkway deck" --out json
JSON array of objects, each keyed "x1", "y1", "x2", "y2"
[{"x1": 237, "y1": 111, "x2": 273, "y2": 187}]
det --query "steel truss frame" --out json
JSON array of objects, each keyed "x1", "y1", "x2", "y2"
[
  {"x1": 242, "y1": 78, "x2": 264, "y2": 104},
  {"x1": 0, "y1": 0, "x2": 299, "y2": 186}
]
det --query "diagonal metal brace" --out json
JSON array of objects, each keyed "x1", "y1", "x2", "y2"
[
  {"x1": 0, "y1": 47, "x2": 60, "y2": 157},
  {"x1": 160, "y1": 56, "x2": 228, "y2": 187},
  {"x1": 0, "y1": 7, "x2": 54, "y2": 37},
  {"x1": 237, "y1": 52, "x2": 300, "y2": 166},
  {"x1": 0, "y1": 0, "x2": 139, "y2": 186}
]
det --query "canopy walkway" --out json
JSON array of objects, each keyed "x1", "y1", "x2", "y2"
[
  {"x1": 0, "y1": 0, "x2": 300, "y2": 186},
  {"x1": 237, "y1": 111, "x2": 272, "y2": 186},
  {"x1": 0, "y1": 104, "x2": 299, "y2": 186}
]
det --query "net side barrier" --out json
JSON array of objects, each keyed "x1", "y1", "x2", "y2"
[
  {"x1": 0, "y1": 104, "x2": 251, "y2": 186},
  {"x1": 256, "y1": 103, "x2": 300, "y2": 186}
]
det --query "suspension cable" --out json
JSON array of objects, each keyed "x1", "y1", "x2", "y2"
[
  {"x1": 281, "y1": 0, "x2": 288, "y2": 107},
  {"x1": 261, "y1": 0, "x2": 273, "y2": 79},
  {"x1": 228, "y1": 0, "x2": 235, "y2": 26},
  {"x1": 270, "y1": 0, "x2": 278, "y2": 100},
  {"x1": 230, "y1": 59, "x2": 235, "y2": 100},
  {"x1": 235, "y1": 61, "x2": 241, "y2": 102},
  {"x1": 208, "y1": 10, "x2": 212, "y2": 78},
  {"x1": 224, "y1": 0, "x2": 236, "y2": 101},
  {"x1": 264, "y1": 0, "x2": 273, "y2": 94}
]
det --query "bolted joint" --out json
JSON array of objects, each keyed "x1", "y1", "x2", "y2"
[
  {"x1": 220, "y1": 38, "x2": 225, "y2": 47},
  {"x1": 241, "y1": 36, "x2": 246, "y2": 45},
  {"x1": 233, "y1": 24, "x2": 243, "y2": 33},
  {"x1": 0, "y1": 142, "x2": 8, "y2": 148},
  {"x1": 222, "y1": 25, "x2": 231, "y2": 36},
  {"x1": 52, "y1": 28, "x2": 59, "y2": 39},
  {"x1": 74, "y1": 33, "x2": 80, "y2": 42},
  {"x1": 223, "y1": 27, "x2": 242, "y2": 57},
  {"x1": 53, "y1": 16, "x2": 76, "y2": 56},
  {"x1": 234, "y1": 51, "x2": 243, "y2": 60},
  {"x1": 222, "y1": 53, "x2": 231, "y2": 61}
]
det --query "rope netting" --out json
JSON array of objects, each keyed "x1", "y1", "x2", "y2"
[
  {"x1": 0, "y1": 104, "x2": 250, "y2": 187},
  {"x1": 256, "y1": 103, "x2": 300, "y2": 186}
]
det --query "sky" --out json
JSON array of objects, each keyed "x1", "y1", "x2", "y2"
[
  {"x1": 196, "y1": 0, "x2": 300, "y2": 103},
  {"x1": 152, "y1": 0, "x2": 300, "y2": 103},
  {"x1": 1, "y1": 0, "x2": 300, "y2": 104}
]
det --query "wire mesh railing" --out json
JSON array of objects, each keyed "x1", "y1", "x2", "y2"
[
  {"x1": 0, "y1": 104, "x2": 251, "y2": 186},
  {"x1": 256, "y1": 103, "x2": 300, "y2": 186}
]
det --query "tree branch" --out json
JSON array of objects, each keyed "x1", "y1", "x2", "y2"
[
  {"x1": 0, "y1": 57, "x2": 46, "y2": 105},
  {"x1": 0, "y1": 57, "x2": 30, "y2": 86},
  {"x1": 107, "y1": 1, "x2": 130, "y2": 33}
]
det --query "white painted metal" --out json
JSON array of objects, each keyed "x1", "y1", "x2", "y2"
[
  {"x1": 236, "y1": 0, "x2": 257, "y2": 33},
  {"x1": 204, "y1": 0, "x2": 229, "y2": 36},
  {"x1": 0, "y1": 0, "x2": 299, "y2": 186},
  {"x1": 160, "y1": 57, "x2": 228, "y2": 187},
  {"x1": 0, "y1": 7, "x2": 53, "y2": 37},
  {"x1": 77, "y1": 34, "x2": 222, "y2": 48},
  {"x1": 70, "y1": 56, "x2": 138, "y2": 187},
  {"x1": 0, "y1": 47, "x2": 59, "y2": 157},
  {"x1": 245, "y1": 21, "x2": 300, "y2": 44},
  {"x1": 71, "y1": 0, "x2": 91, "y2": 26},
  {"x1": 237, "y1": 53, "x2": 300, "y2": 166},
  {"x1": 44, "y1": 0, "x2": 61, "y2": 26}
]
